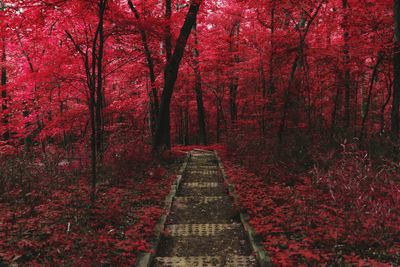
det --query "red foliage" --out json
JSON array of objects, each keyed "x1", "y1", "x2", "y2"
[
  {"x1": 217, "y1": 146, "x2": 400, "y2": 266},
  {"x1": 0, "y1": 160, "x2": 178, "y2": 266},
  {"x1": 0, "y1": 0, "x2": 399, "y2": 265}
]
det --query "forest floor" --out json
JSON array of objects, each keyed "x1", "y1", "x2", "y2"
[
  {"x1": 0, "y1": 145, "x2": 399, "y2": 266},
  {"x1": 0, "y1": 148, "x2": 185, "y2": 266},
  {"x1": 217, "y1": 148, "x2": 400, "y2": 266},
  {"x1": 172, "y1": 145, "x2": 399, "y2": 266}
]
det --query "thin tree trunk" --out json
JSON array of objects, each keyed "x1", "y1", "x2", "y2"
[
  {"x1": 229, "y1": 21, "x2": 240, "y2": 123},
  {"x1": 193, "y1": 23, "x2": 207, "y2": 145},
  {"x1": 96, "y1": 0, "x2": 107, "y2": 161},
  {"x1": 360, "y1": 53, "x2": 383, "y2": 142},
  {"x1": 343, "y1": 0, "x2": 351, "y2": 129},
  {"x1": 268, "y1": 0, "x2": 275, "y2": 95},
  {"x1": 66, "y1": 0, "x2": 107, "y2": 202},
  {"x1": 127, "y1": 0, "x2": 159, "y2": 135},
  {"x1": 89, "y1": 81, "x2": 97, "y2": 202},
  {"x1": 1, "y1": 36, "x2": 8, "y2": 140},
  {"x1": 278, "y1": 54, "x2": 299, "y2": 143},
  {"x1": 216, "y1": 97, "x2": 221, "y2": 143},
  {"x1": 184, "y1": 99, "x2": 189, "y2": 145},
  {"x1": 381, "y1": 71, "x2": 392, "y2": 133},
  {"x1": 260, "y1": 54, "x2": 267, "y2": 135},
  {"x1": 165, "y1": 0, "x2": 172, "y2": 62},
  {"x1": 331, "y1": 74, "x2": 343, "y2": 134},
  {"x1": 277, "y1": 1, "x2": 323, "y2": 144}
]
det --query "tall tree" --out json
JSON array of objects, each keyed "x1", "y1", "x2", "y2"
[
  {"x1": 277, "y1": 1, "x2": 324, "y2": 144},
  {"x1": 127, "y1": 0, "x2": 159, "y2": 136},
  {"x1": 193, "y1": 23, "x2": 207, "y2": 145},
  {"x1": 66, "y1": 0, "x2": 108, "y2": 201},
  {"x1": 153, "y1": 0, "x2": 202, "y2": 152},
  {"x1": 342, "y1": 0, "x2": 351, "y2": 130},
  {"x1": 229, "y1": 20, "x2": 240, "y2": 123},
  {"x1": 1, "y1": 36, "x2": 8, "y2": 140}
]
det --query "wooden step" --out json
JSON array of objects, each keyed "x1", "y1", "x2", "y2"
[
  {"x1": 154, "y1": 255, "x2": 257, "y2": 267},
  {"x1": 165, "y1": 223, "x2": 240, "y2": 237},
  {"x1": 182, "y1": 182, "x2": 220, "y2": 188},
  {"x1": 174, "y1": 196, "x2": 227, "y2": 204}
]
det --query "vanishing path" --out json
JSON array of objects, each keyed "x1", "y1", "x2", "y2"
[{"x1": 153, "y1": 150, "x2": 258, "y2": 267}]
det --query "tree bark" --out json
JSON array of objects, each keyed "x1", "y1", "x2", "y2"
[
  {"x1": 381, "y1": 71, "x2": 392, "y2": 133},
  {"x1": 160, "y1": 0, "x2": 173, "y2": 148},
  {"x1": 165, "y1": 0, "x2": 172, "y2": 62},
  {"x1": 277, "y1": 1, "x2": 323, "y2": 144},
  {"x1": 1, "y1": 36, "x2": 8, "y2": 140},
  {"x1": 278, "y1": 54, "x2": 299, "y2": 144},
  {"x1": 216, "y1": 97, "x2": 221, "y2": 143},
  {"x1": 343, "y1": 0, "x2": 351, "y2": 129},
  {"x1": 153, "y1": 1, "x2": 202, "y2": 152},
  {"x1": 127, "y1": 0, "x2": 159, "y2": 135},
  {"x1": 331, "y1": 73, "x2": 343, "y2": 134},
  {"x1": 268, "y1": 0, "x2": 276, "y2": 95},
  {"x1": 391, "y1": 0, "x2": 400, "y2": 139},
  {"x1": 96, "y1": 0, "x2": 107, "y2": 161},
  {"x1": 65, "y1": 0, "x2": 107, "y2": 202},
  {"x1": 360, "y1": 53, "x2": 383, "y2": 142},
  {"x1": 193, "y1": 23, "x2": 207, "y2": 145},
  {"x1": 229, "y1": 21, "x2": 240, "y2": 123}
]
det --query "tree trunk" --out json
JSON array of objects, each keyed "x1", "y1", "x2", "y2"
[
  {"x1": 278, "y1": 54, "x2": 299, "y2": 143},
  {"x1": 165, "y1": 0, "x2": 172, "y2": 62},
  {"x1": 259, "y1": 55, "x2": 267, "y2": 135},
  {"x1": 183, "y1": 100, "x2": 189, "y2": 145},
  {"x1": 381, "y1": 71, "x2": 392, "y2": 133},
  {"x1": 66, "y1": 0, "x2": 107, "y2": 202},
  {"x1": 127, "y1": 0, "x2": 159, "y2": 135},
  {"x1": 89, "y1": 81, "x2": 97, "y2": 202},
  {"x1": 331, "y1": 74, "x2": 343, "y2": 134},
  {"x1": 360, "y1": 53, "x2": 383, "y2": 142},
  {"x1": 229, "y1": 21, "x2": 240, "y2": 123},
  {"x1": 158, "y1": 0, "x2": 173, "y2": 148},
  {"x1": 96, "y1": 0, "x2": 106, "y2": 161},
  {"x1": 268, "y1": 0, "x2": 276, "y2": 95},
  {"x1": 277, "y1": 2, "x2": 323, "y2": 144},
  {"x1": 343, "y1": 0, "x2": 351, "y2": 130},
  {"x1": 1, "y1": 36, "x2": 8, "y2": 140},
  {"x1": 391, "y1": 0, "x2": 400, "y2": 139},
  {"x1": 153, "y1": 1, "x2": 202, "y2": 152},
  {"x1": 216, "y1": 97, "x2": 221, "y2": 143},
  {"x1": 193, "y1": 23, "x2": 207, "y2": 145}
]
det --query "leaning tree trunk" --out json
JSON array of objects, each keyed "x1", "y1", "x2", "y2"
[
  {"x1": 153, "y1": 1, "x2": 202, "y2": 152},
  {"x1": 360, "y1": 53, "x2": 383, "y2": 143},
  {"x1": 391, "y1": 0, "x2": 400, "y2": 139},
  {"x1": 277, "y1": 1, "x2": 323, "y2": 144}
]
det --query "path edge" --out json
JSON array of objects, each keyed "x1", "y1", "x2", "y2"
[
  {"x1": 214, "y1": 151, "x2": 271, "y2": 267},
  {"x1": 135, "y1": 152, "x2": 191, "y2": 267}
]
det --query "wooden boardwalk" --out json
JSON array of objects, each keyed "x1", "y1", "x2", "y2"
[{"x1": 152, "y1": 150, "x2": 258, "y2": 267}]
